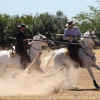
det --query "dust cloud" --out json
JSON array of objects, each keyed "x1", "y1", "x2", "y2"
[
  {"x1": 0, "y1": 60, "x2": 80, "y2": 96},
  {"x1": 0, "y1": 77, "x2": 64, "y2": 96}
]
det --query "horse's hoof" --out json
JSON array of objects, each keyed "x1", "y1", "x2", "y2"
[
  {"x1": 73, "y1": 85, "x2": 80, "y2": 90},
  {"x1": 97, "y1": 87, "x2": 100, "y2": 91},
  {"x1": 74, "y1": 87, "x2": 80, "y2": 90}
]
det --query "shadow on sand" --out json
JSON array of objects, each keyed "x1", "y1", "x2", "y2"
[{"x1": 70, "y1": 88, "x2": 100, "y2": 91}]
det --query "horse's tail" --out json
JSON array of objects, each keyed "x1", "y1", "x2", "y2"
[{"x1": 42, "y1": 51, "x2": 56, "y2": 70}]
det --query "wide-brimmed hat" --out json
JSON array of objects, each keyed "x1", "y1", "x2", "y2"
[
  {"x1": 65, "y1": 20, "x2": 75, "y2": 26},
  {"x1": 18, "y1": 24, "x2": 28, "y2": 28}
]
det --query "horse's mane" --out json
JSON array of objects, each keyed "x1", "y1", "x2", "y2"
[
  {"x1": 83, "y1": 30, "x2": 95, "y2": 37},
  {"x1": 80, "y1": 31, "x2": 91, "y2": 41},
  {"x1": 33, "y1": 34, "x2": 43, "y2": 40},
  {"x1": 29, "y1": 34, "x2": 44, "y2": 45},
  {"x1": 81, "y1": 30, "x2": 95, "y2": 41},
  {"x1": 28, "y1": 34, "x2": 40, "y2": 45},
  {"x1": 83, "y1": 31, "x2": 90, "y2": 37}
]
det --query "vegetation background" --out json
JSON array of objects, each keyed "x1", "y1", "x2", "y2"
[{"x1": 0, "y1": 0, "x2": 100, "y2": 48}]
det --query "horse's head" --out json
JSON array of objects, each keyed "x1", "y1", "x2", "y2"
[
  {"x1": 33, "y1": 34, "x2": 54, "y2": 47},
  {"x1": 89, "y1": 30, "x2": 100, "y2": 47},
  {"x1": 83, "y1": 31, "x2": 100, "y2": 47}
]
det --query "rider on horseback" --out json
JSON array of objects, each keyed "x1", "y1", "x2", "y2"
[
  {"x1": 63, "y1": 20, "x2": 82, "y2": 65},
  {"x1": 15, "y1": 24, "x2": 31, "y2": 68}
]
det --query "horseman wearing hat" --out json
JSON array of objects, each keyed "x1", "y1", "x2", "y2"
[
  {"x1": 63, "y1": 20, "x2": 82, "y2": 64},
  {"x1": 15, "y1": 24, "x2": 31, "y2": 68}
]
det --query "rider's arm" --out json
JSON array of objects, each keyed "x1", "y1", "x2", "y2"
[
  {"x1": 77, "y1": 27, "x2": 82, "y2": 37},
  {"x1": 63, "y1": 29, "x2": 69, "y2": 40}
]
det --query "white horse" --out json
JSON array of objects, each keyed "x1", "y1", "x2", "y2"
[
  {"x1": 0, "y1": 34, "x2": 54, "y2": 77},
  {"x1": 43, "y1": 31, "x2": 100, "y2": 89}
]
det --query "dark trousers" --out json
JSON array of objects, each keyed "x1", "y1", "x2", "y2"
[
  {"x1": 68, "y1": 41, "x2": 79, "y2": 61},
  {"x1": 16, "y1": 44, "x2": 31, "y2": 65}
]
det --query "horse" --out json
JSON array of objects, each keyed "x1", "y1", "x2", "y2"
[
  {"x1": 0, "y1": 34, "x2": 54, "y2": 77},
  {"x1": 15, "y1": 52, "x2": 67, "y2": 94},
  {"x1": 43, "y1": 31, "x2": 100, "y2": 89}
]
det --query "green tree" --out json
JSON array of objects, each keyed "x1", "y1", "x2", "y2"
[
  {"x1": 0, "y1": 14, "x2": 10, "y2": 46},
  {"x1": 73, "y1": 0, "x2": 100, "y2": 37}
]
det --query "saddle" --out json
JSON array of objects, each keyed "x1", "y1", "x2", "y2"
[{"x1": 65, "y1": 44, "x2": 84, "y2": 68}]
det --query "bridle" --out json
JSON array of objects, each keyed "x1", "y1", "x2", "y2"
[
  {"x1": 81, "y1": 31, "x2": 99, "y2": 49},
  {"x1": 90, "y1": 33, "x2": 99, "y2": 46},
  {"x1": 30, "y1": 35, "x2": 50, "y2": 52},
  {"x1": 81, "y1": 31, "x2": 99, "y2": 60},
  {"x1": 30, "y1": 44, "x2": 41, "y2": 52}
]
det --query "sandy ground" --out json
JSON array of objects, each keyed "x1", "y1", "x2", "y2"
[{"x1": 0, "y1": 49, "x2": 100, "y2": 100}]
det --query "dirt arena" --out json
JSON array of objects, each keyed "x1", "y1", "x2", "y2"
[{"x1": 0, "y1": 49, "x2": 100, "y2": 100}]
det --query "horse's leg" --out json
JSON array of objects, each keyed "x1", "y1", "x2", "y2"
[
  {"x1": 64, "y1": 64, "x2": 79, "y2": 89},
  {"x1": 51, "y1": 59, "x2": 68, "y2": 82},
  {"x1": 0, "y1": 63, "x2": 7, "y2": 78},
  {"x1": 42, "y1": 67, "x2": 64, "y2": 78},
  {"x1": 92, "y1": 62, "x2": 100, "y2": 70},
  {"x1": 54, "y1": 57, "x2": 63, "y2": 71},
  {"x1": 30, "y1": 57, "x2": 45, "y2": 74},
  {"x1": 33, "y1": 62, "x2": 45, "y2": 74},
  {"x1": 92, "y1": 56, "x2": 100, "y2": 70},
  {"x1": 53, "y1": 55, "x2": 76, "y2": 89},
  {"x1": 85, "y1": 64, "x2": 100, "y2": 89}
]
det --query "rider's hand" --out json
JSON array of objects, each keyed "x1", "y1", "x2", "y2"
[
  {"x1": 68, "y1": 35, "x2": 73, "y2": 39},
  {"x1": 23, "y1": 38, "x2": 27, "y2": 41},
  {"x1": 28, "y1": 42, "x2": 31, "y2": 46}
]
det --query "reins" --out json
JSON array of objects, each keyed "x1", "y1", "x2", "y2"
[
  {"x1": 29, "y1": 37, "x2": 42, "y2": 52},
  {"x1": 79, "y1": 31, "x2": 98, "y2": 60},
  {"x1": 81, "y1": 47, "x2": 95, "y2": 60},
  {"x1": 30, "y1": 45, "x2": 41, "y2": 52},
  {"x1": 28, "y1": 32, "x2": 99, "y2": 59}
]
